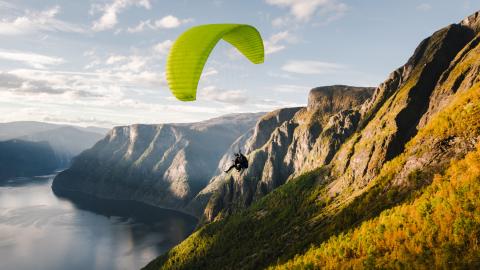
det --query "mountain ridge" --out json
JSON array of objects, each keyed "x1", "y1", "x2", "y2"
[
  {"x1": 52, "y1": 113, "x2": 264, "y2": 213},
  {"x1": 0, "y1": 121, "x2": 108, "y2": 167}
]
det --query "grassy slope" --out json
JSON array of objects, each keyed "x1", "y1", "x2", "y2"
[
  {"x1": 145, "y1": 80, "x2": 480, "y2": 269},
  {"x1": 273, "y1": 82, "x2": 480, "y2": 269},
  {"x1": 275, "y1": 146, "x2": 480, "y2": 269}
]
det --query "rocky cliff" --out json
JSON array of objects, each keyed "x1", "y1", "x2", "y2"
[
  {"x1": 145, "y1": 11, "x2": 480, "y2": 270},
  {"x1": 52, "y1": 113, "x2": 263, "y2": 212},
  {"x1": 200, "y1": 86, "x2": 374, "y2": 222}
]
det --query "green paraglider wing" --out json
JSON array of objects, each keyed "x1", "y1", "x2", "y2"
[{"x1": 166, "y1": 24, "x2": 264, "y2": 101}]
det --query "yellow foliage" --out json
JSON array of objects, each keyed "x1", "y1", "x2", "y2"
[{"x1": 273, "y1": 143, "x2": 480, "y2": 269}]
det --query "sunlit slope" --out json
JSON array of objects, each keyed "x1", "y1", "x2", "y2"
[
  {"x1": 144, "y1": 81, "x2": 480, "y2": 270},
  {"x1": 276, "y1": 135, "x2": 480, "y2": 269}
]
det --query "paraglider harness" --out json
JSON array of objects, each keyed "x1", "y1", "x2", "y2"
[{"x1": 225, "y1": 150, "x2": 248, "y2": 173}]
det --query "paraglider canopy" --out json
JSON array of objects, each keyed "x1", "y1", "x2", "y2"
[{"x1": 166, "y1": 24, "x2": 264, "y2": 101}]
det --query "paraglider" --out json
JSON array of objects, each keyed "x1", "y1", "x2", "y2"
[
  {"x1": 224, "y1": 150, "x2": 249, "y2": 173},
  {"x1": 166, "y1": 24, "x2": 264, "y2": 101}
]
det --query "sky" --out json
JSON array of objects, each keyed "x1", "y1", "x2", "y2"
[{"x1": 0, "y1": 0, "x2": 477, "y2": 128}]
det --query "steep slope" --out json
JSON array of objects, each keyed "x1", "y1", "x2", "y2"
[
  {"x1": 275, "y1": 142, "x2": 480, "y2": 269},
  {"x1": 202, "y1": 86, "x2": 374, "y2": 222},
  {"x1": 185, "y1": 106, "x2": 302, "y2": 217},
  {"x1": 52, "y1": 113, "x2": 263, "y2": 212},
  {"x1": 145, "y1": 11, "x2": 480, "y2": 270},
  {"x1": 0, "y1": 139, "x2": 58, "y2": 180}
]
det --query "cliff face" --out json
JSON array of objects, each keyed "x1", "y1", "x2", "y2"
[
  {"x1": 52, "y1": 113, "x2": 263, "y2": 212},
  {"x1": 145, "y1": 11, "x2": 480, "y2": 270},
  {"x1": 324, "y1": 13, "x2": 480, "y2": 200},
  {"x1": 201, "y1": 86, "x2": 374, "y2": 222}
]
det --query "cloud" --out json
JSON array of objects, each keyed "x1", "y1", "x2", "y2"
[
  {"x1": 126, "y1": 19, "x2": 151, "y2": 33},
  {"x1": 0, "y1": 49, "x2": 64, "y2": 68},
  {"x1": 153, "y1": 40, "x2": 173, "y2": 56},
  {"x1": 155, "y1": 15, "x2": 190, "y2": 29},
  {"x1": 265, "y1": 0, "x2": 347, "y2": 22},
  {"x1": 127, "y1": 15, "x2": 193, "y2": 33},
  {"x1": 201, "y1": 67, "x2": 219, "y2": 78},
  {"x1": 105, "y1": 54, "x2": 127, "y2": 65},
  {"x1": 81, "y1": 49, "x2": 167, "y2": 88},
  {"x1": 416, "y1": 3, "x2": 432, "y2": 11},
  {"x1": 0, "y1": 72, "x2": 102, "y2": 98},
  {"x1": 264, "y1": 31, "x2": 297, "y2": 55},
  {"x1": 92, "y1": 0, "x2": 152, "y2": 31},
  {"x1": 0, "y1": 6, "x2": 85, "y2": 35},
  {"x1": 282, "y1": 60, "x2": 345, "y2": 74},
  {"x1": 200, "y1": 86, "x2": 248, "y2": 104}
]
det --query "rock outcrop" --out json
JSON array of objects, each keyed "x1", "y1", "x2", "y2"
[
  {"x1": 329, "y1": 12, "x2": 480, "y2": 194},
  {"x1": 202, "y1": 86, "x2": 374, "y2": 222}
]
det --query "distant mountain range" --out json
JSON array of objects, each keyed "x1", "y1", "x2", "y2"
[
  {"x1": 0, "y1": 121, "x2": 108, "y2": 179},
  {"x1": 0, "y1": 121, "x2": 108, "y2": 140}
]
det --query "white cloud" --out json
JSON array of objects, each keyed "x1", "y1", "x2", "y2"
[
  {"x1": 155, "y1": 15, "x2": 183, "y2": 28},
  {"x1": 0, "y1": 72, "x2": 101, "y2": 98},
  {"x1": 127, "y1": 15, "x2": 192, "y2": 33},
  {"x1": 92, "y1": 0, "x2": 152, "y2": 31},
  {"x1": 264, "y1": 31, "x2": 297, "y2": 55},
  {"x1": 416, "y1": 3, "x2": 432, "y2": 11},
  {"x1": 200, "y1": 86, "x2": 248, "y2": 104},
  {"x1": 0, "y1": 6, "x2": 84, "y2": 35},
  {"x1": 282, "y1": 60, "x2": 345, "y2": 74},
  {"x1": 0, "y1": 50, "x2": 64, "y2": 68},
  {"x1": 265, "y1": 0, "x2": 347, "y2": 22},
  {"x1": 106, "y1": 54, "x2": 127, "y2": 65},
  {"x1": 201, "y1": 67, "x2": 219, "y2": 78},
  {"x1": 153, "y1": 40, "x2": 173, "y2": 56}
]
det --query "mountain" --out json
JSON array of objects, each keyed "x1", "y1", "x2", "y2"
[
  {"x1": 18, "y1": 126, "x2": 107, "y2": 167},
  {"x1": 144, "y1": 11, "x2": 480, "y2": 269},
  {"x1": 0, "y1": 121, "x2": 108, "y2": 167},
  {"x1": 0, "y1": 139, "x2": 58, "y2": 180},
  {"x1": 52, "y1": 113, "x2": 264, "y2": 212},
  {"x1": 197, "y1": 85, "x2": 374, "y2": 222}
]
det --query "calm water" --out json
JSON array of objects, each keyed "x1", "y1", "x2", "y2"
[{"x1": 0, "y1": 175, "x2": 197, "y2": 270}]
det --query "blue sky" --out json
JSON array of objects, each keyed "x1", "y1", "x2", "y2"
[{"x1": 0, "y1": 0, "x2": 477, "y2": 127}]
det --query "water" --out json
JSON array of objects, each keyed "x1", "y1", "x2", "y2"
[{"x1": 0, "y1": 175, "x2": 197, "y2": 270}]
